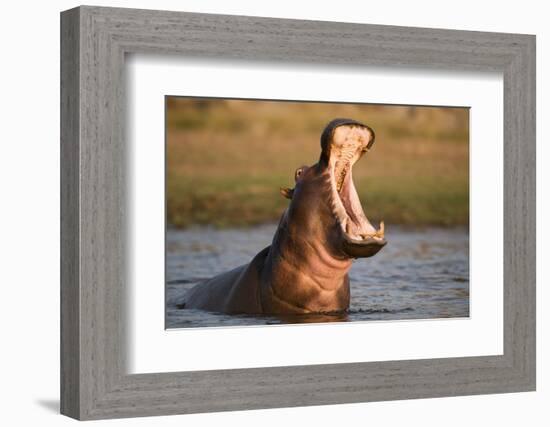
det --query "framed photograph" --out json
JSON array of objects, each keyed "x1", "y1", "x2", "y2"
[{"x1": 60, "y1": 6, "x2": 535, "y2": 420}]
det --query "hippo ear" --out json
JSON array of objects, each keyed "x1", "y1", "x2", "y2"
[{"x1": 280, "y1": 187, "x2": 294, "y2": 199}]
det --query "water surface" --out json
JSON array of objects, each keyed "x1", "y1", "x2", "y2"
[{"x1": 166, "y1": 225, "x2": 469, "y2": 328}]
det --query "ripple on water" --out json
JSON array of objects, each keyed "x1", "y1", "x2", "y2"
[{"x1": 166, "y1": 225, "x2": 469, "y2": 328}]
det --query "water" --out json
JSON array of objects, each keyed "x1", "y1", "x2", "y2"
[{"x1": 166, "y1": 224, "x2": 469, "y2": 328}]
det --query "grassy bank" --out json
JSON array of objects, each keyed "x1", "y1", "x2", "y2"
[{"x1": 167, "y1": 99, "x2": 469, "y2": 228}]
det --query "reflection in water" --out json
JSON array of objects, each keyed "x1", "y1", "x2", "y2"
[{"x1": 166, "y1": 224, "x2": 469, "y2": 329}]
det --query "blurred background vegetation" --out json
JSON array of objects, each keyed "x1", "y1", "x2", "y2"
[{"x1": 166, "y1": 97, "x2": 469, "y2": 228}]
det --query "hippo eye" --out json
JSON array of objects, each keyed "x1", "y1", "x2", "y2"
[{"x1": 295, "y1": 168, "x2": 304, "y2": 181}]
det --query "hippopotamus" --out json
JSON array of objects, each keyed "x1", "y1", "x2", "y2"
[{"x1": 180, "y1": 118, "x2": 386, "y2": 315}]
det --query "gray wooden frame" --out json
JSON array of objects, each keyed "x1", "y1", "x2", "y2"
[{"x1": 60, "y1": 5, "x2": 536, "y2": 420}]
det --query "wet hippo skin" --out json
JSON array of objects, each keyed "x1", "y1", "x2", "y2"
[{"x1": 181, "y1": 119, "x2": 386, "y2": 315}]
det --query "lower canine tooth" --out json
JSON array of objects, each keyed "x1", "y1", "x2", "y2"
[
  {"x1": 378, "y1": 221, "x2": 385, "y2": 237},
  {"x1": 344, "y1": 220, "x2": 350, "y2": 233}
]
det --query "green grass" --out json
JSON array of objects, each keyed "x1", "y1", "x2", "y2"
[
  {"x1": 167, "y1": 175, "x2": 468, "y2": 228},
  {"x1": 166, "y1": 98, "x2": 469, "y2": 228}
]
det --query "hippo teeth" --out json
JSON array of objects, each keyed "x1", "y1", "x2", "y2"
[
  {"x1": 336, "y1": 164, "x2": 349, "y2": 192},
  {"x1": 326, "y1": 123, "x2": 383, "y2": 245},
  {"x1": 360, "y1": 221, "x2": 385, "y2": 240},
  {"x1": 335, "y1": 153, "x2": 354, "y2": 192},
  {"x1": 331, "y1": 154, "x2": 383, "y2": 242},
  {"x1": 352, "y1": 221, "x2": 385, "y2": 240}
]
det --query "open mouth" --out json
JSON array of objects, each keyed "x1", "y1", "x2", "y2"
[{"x1": 327, "y1": 124, "x2": 386, "y2": 256}]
